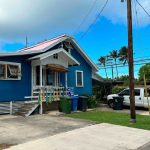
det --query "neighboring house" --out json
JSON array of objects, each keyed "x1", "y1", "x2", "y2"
[{"x1": 0, "y1": 34, "x2": 98, "y2": 102}]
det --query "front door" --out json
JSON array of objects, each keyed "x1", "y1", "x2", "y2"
[{"x1": 33, "y1": 65, "x2": 60, "y2": 87}]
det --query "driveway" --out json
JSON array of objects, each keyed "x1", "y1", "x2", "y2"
[
  {"x1": 7, "y1": 123, "x2": 150, "y2": 150},
  {"x1": 0, "y1": 114, "x2": 94, "y2": 145},
  {"x1": 98, "y1": 104, "x2": 150, "y2": 116}
]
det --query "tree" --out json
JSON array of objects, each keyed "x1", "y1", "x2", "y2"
[
  {"x1": 119, "y1": 46, "x2": 128, "y2": 65},
  {"x1": 110, "y1": 50, "x2": 119, "y2": 78},
  {"x1": 139, "y1": 63, "x2": 150, "y2": 81},
  {"x1": 98, "y1": 56, "x2": 108, "y2": 78}
]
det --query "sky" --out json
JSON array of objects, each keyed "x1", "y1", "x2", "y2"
[{"x1": 0, "y1": 0, "x2": 150, "y2": 78}]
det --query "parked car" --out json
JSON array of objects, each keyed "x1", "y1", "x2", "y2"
[{"x1": 107, "y1": 88, "x2": 150, "y2": 108}]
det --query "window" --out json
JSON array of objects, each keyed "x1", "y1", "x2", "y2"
[
  {"x1": 7, "y1": 64, "x2": 21, "y2": 79},
  {"x1": 0, "y1": 62, "x2": 21, "y2": 80},
  {"x1": 46, "y1": 69, "x2": 55, "y2": 86},
  {"x1": 36, "y1": 66, "x2": 40, "y2": 85},
  {"x1": 119, "y1": 89, "x2": 140, "y2": 96},
  {"x1": 53, "y1": 54, "x2": 58, "y2": 59},
  {"x1": 0, "y1": 64, "x2": 6, "y2": 79},
  {"x1": 76, "y1": 70, "x2": 83, "y2": 87},
  {"x1": 63, "y1": 42, "x2": 72, "y2": 54},
  {"x1": 134, "y1": 89, "x2": 140, "y2": 96}
]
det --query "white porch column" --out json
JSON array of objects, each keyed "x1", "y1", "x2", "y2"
[
  {"x1": 65, "y1": 72, "x2": 68, "y2": 96},
  {"x1": 31, "y1": 65, "x2": 34, "y2": 96},
  {"x1": 40, "y1": 64, "x2": 43, "y2": 115},
  {"x1": 40, "y1": 64, "x2": 43, "y2": 87},
  {"x1": 65, "y1": 72, "x2": 68, "y2": 89},
  {"x1": 65, "y1": 72, "x2": 68, "y2": 88}
]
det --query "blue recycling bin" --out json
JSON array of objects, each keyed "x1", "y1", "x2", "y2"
[{"x1": 71, "y1": 96, "x2": 78, "y2": 111}]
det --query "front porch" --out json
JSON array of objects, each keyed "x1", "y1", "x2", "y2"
[{"x1": 29, "y1": 48, "x2": 80, "y2": 102}]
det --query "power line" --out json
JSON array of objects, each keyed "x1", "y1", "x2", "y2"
[
  {"x1": 78, "y1": 0, "x2": 109, "y2": 41},
  {"x1": 136, "y1": 0, "x2": 150, "y2": 18},
  {"x1": 73, "y1": 0, "x2": 98, "y2": 36},
  {"x1": 134, "y1": 55, "x2": 150, "y2": 59},
  {"x1": 98, "y1": 58, "x2": 150, "y2": 68},
  {"x1": 133, "y1": 0, "x2": 139, "y2": 26},
  {"x1": 132, "y1": 0, "x2": 138, "y2": 26},
  {"x1": 99, "y1": 62, "x2": 149, "y2": 69},
  {"x1": 98, "y1": 55, "x2": 150, "y2": 67}
]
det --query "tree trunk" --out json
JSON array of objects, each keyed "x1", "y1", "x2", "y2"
[{"x1": 115, "y1": 59, "x2": 118, "y2": 78}]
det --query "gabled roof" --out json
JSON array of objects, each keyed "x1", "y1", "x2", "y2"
[
  {"x1": 28, "y1": 48, "x2": 80, "y2": 66},
  {"x1": 18, "y1": 34, "x2": 68, "y2": 52},
  {"x1": 0, "y1": 34, "x2": 98, "y2": 72}
]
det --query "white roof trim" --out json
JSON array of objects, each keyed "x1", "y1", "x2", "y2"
[
  {"x1": 92, "y1": 73, "x2": 104, "y2": 82},
  {"x1": 28, "y1": 48, "x2": 80, "y2": 66},
  {"x1": 0, "y1": 50, "x2": 43, "y2": 56}
]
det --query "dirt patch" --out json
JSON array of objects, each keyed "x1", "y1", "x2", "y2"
[{"x1": 0, "y1": 144, "x2": 14, "y2": 150}]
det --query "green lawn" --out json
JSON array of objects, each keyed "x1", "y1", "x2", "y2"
[{"x1": 66, "y1": 110, "x2": 150, "y2": 130}]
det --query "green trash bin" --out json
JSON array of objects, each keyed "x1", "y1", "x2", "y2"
[{"x1": 60, "y1": 96, "x2": 71, "y2": 114}]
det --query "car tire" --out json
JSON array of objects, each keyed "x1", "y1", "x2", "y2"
[{"x1": 108, "y1": 100, "x2": 114, "y2": 108}]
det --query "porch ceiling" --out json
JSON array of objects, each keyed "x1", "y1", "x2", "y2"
[
  {"x1": 46, "y1": 64, "x2": 68, "y2": 72},
  {"x1": 28, "y1": 48, "x2": 80, "y2": 66}
]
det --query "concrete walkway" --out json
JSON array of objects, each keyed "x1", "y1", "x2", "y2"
[{"x1": 7, "y1": 123, "x2": 150, "y2": 150}]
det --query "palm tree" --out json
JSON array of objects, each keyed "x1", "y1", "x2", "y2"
[
  {"x1": 98, "y1": 56, "x2": 108, "y2": 78},
  {"x1": 110, "y1": 50, "x2": 118, "y2": 78},
  {"x1": 119, "y1": 46, "x2": 129, "y2": 65}
]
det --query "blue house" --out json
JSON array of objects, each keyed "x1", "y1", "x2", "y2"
[{"x1": 0, "y1": 34, "x2": 98, "y2": 102}]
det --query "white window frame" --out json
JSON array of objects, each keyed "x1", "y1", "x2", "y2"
[
  {"x1": 0, "y1": 61, "x2": 21, "y2": 80},
  {"x1": 76, "y1": 70, "x2": 84, "y2": 87}
]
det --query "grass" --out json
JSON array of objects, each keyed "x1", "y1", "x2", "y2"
[{"x1": 66, "y1": 110, "x2": 150, "y2": 130}]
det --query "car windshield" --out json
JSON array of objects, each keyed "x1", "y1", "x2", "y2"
[{"x1": 119, "y1": 89, "x2": 129, "y2": 96}]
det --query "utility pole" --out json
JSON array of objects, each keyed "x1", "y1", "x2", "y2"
[{"x1": 126, "y1": 0, "x2": 136, "y2": 122}]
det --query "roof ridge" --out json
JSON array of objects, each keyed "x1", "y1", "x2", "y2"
[{"x1": 18, "y1": 34, "x2": 68, "y2": 52}]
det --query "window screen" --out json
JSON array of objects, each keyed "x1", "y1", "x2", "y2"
[
  {"x1": 7, "y1": 64, "x2": 20, "y2": 79},
  {"x1": 0, "y1": 63, "x2": 21, "y2": 80}
]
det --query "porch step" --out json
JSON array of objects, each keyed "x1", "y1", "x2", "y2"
[
  {"x1": 0, "y1": 102, "x2": 10, "y2": 114},
  {"x1": 0, "y1": 101, "x2": 24, "y2": 115},
  {"x1": 15, "y1": 102, "x2": 39, "y2": 117}
]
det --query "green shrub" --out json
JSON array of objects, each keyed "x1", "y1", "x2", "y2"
[
  {"x1": 112, "y1": 86, "x2": 125, "y2": 94},
  {"x1": 93, "y1": 82, "x2": 113, "y2": 103},
  {"x1": 87, "y1": 96, "x2": 97, "y2": 108}
]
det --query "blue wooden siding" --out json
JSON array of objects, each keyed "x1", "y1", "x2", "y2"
[
  {"x1": 0, "y1": 56, "x2": 31, "y2": 101},
  {"x1": 67, "y1": 48, "x2": 92, "y2": 95}
]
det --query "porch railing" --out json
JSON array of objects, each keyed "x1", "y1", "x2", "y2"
[{"x1": 32, "y1": 86, "x2": 67, "y2": 101}]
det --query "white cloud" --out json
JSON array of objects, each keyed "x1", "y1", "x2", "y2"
[
  {"x1": 0, "y1": 0, "x2": 149, "y2": 43},
  {"x1": 101, "y1": 0, "x2": 150, "y2": 26}
]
